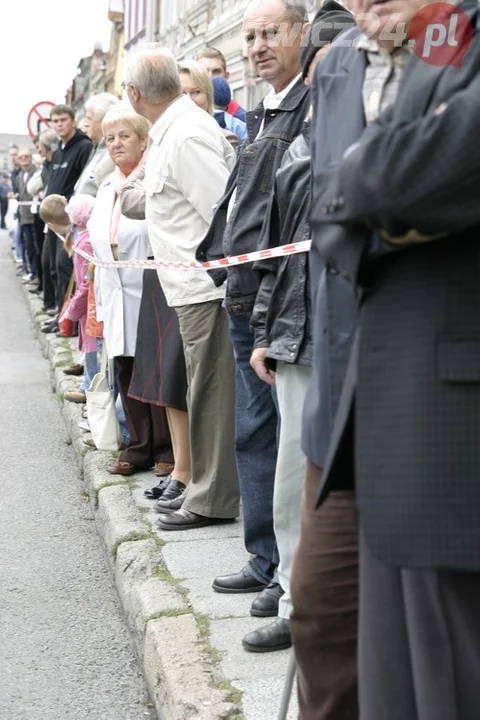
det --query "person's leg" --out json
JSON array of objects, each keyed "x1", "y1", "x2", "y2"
[
  {"x1": 41, "y1": 231, "x2": 53, "y2": 308},
  {"x1": 24, "y1": 225, "x2": 38, "y2": 278},
  {"x1": 78, "y1": 351, "x2": 98, "y2": 393},
  {"x1": 274, "y1": 362, "x2": 311, "y2": 619},
  {"x1": 359, "y1": 533, "x2": 417, "y2": 720},
  {"x1": 115, "y1": 356, "x2": 157, "y2": 468},
  {"x1": 14, "y1": 221, "x2": 24, "y2": 265},
  {"x1": 55, "y1": 240, "x2": 73, "y2": 310},
  {"x1": 228, "y1": 312, "x2": 278, "y2": 583},
  {"x1": 17, "y1": 223, "x2": 27, "y2": 273},
  {"x1": 47, "y1": 229, "x2": 59, "y2": 307},
  {"x1": 34, "y1": 217, "x2": 44, "y2": 291},
  {"x1": 290, "y1": 472, "x2": 359, "y2": 720},
  {"x1": 0, "y1": 199, "x2": 8, "y2": 228},
  {"x1": 175, "y1": 301, "x2": 239, "y2": 519},
  {"x1": 149, "y1": 404, "x2": 174, "y2": 465},
  {"x1": 401, "y1": 566, "x2": 480, "y2": 720},
  {"x1": 165, "y1": 407, "x2": 191, "y2": 485}
]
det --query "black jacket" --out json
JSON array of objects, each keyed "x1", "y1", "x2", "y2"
[
  {"x1": 197, "y1": 78, "x2": 310, "y2": 314},
  {"x1": 47, "y1": 130, "x2": 93, "y2": 200},
  {"x1": 251, "y1": 122, "x2": 313, "y2": 368}
]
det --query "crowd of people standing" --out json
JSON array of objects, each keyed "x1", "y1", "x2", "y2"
[{"x1": 5, "y1": 0, "x2": 480, "y2": 717}]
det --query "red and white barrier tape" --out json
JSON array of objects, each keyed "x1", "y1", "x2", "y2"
[{"x1": 73, "y1": 239, "x2": 311, "y2": 271}]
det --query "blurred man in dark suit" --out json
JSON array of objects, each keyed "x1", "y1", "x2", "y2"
[{"x1": 310, "y1": 1, "x2": 480, "y2": 717}]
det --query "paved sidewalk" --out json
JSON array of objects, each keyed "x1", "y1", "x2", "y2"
[{"x1": 18, "y1": 244, "x2": 298, "y2": 719}]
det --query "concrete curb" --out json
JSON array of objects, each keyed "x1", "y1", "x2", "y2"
[{"x1": 26, "y1": 288, "x2": 244, "y2": 720}]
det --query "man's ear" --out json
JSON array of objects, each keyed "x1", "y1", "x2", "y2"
[
  {"x1": 130, "y1": 87, "x2": 141, "y2": 104},
  {"x1": 224, "y1": 70, "x2": 230, "y2": 81}
]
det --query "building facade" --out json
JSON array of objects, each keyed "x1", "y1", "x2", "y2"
[{"x1": 123, "y1": 0, "x2": 269, "y2": 109}]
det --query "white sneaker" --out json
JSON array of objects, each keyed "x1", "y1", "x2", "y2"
[{"x1": 78, "y1": 420, "x2": 90, "y2": 432}]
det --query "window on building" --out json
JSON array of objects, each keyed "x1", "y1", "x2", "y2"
[{"x1": 125, "y1": 0, "x2": 147, "y2": 46}]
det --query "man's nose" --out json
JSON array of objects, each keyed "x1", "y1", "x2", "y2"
[{"x1": 252, "y1": 34, "x2": 268, "y2": 55}]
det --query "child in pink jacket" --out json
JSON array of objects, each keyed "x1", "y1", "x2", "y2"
[{"x1": 61, "y1": 194, "x2": 98, "y2": 401}]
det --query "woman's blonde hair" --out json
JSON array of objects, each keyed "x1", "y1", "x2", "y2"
[
  {"x1": 102, "y1": 103, "x2": 151, "y2": 139},
  {"x1": 178, "y1": 60, "x2": 214, "y2": 115}
]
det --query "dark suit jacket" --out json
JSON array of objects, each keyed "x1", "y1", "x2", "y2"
[{"x1": 311, "y1": 5, "x2": 480, "y2": 571}]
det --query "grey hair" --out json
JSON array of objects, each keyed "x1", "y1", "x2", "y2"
[
  {"x1": 125, "y1": 46, "x2": 182, "y2": 104},
  {"x1": 39, "y1": 129, "x2": 59, "y2": 152},
  {"x1": 85, "y1": 92, "x2": 119, "y2": 120},
  {"x1": 246, "y1": 0, "x2": 308, "y2": 23},
  {"x1": 284, "y1": 0, "x2": 308, "y2": 23}
]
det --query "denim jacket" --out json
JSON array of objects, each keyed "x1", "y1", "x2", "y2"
[{"x1": 196, "y1": 79, "x2": 310, "y2": 315}]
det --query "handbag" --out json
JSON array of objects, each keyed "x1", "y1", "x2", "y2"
[
  {"x1": 58, "y1": 272, "x2": 76, "y2": 338},
  {"x1": 85, "y1": 279, "x2": 104, "y2": 338},
  {"x1": 85, "y1": 342, "x2": 122, "y2": 452}
]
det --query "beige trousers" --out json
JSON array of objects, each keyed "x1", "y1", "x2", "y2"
[{"x1": 175, "y1": 301, "x2": 240, "y2": 518}]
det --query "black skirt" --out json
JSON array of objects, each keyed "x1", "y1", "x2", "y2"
[{"x1": 128, "y1": 269, "x2": 188, "y2": 411}]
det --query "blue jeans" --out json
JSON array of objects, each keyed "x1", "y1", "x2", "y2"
[
  {"x1": 79, "y1": 351, "x2": 99, "y2": 393},
  {"x1": 229, "y1": 311, "x2": 279, "y2": 583},
  {"x1": 14, "y1": 221, "x2": 26, "y2": 271}
]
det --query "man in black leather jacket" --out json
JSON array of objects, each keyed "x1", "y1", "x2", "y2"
[
  {"x1": 197, "y1": 0, "x2": 311, "y2": 619},
  {"x1": 244, "y1": 0, "x2": 357, "y2": 670}
]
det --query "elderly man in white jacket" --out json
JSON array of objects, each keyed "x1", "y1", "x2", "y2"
[{"x1": 125, "y1": 47, "x2": 239, "y2": 531}]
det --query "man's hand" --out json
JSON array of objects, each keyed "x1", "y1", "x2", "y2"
[
  {"x1": 250, "y1": 347, "x2": 276, "y2": 386},
  {"x1": 380, "y1": 228, "x2": 447, "y2": 246}
]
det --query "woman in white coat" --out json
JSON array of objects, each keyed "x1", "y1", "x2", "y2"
[{"x1": 88, "y1": 105, "x2": 173, "y2": 477}]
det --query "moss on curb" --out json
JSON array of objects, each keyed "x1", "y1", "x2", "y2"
[{"x1": 149, "y1": 564, "x2": 243, "y2": 714}]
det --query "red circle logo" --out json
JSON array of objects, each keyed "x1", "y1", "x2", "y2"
[{"x1": 409, "y1": 2, "x2": 473, "y2": 68}]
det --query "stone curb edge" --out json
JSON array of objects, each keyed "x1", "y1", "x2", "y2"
[{"x1": 24, "y1": 284, "x2": 244, "y2": 720}]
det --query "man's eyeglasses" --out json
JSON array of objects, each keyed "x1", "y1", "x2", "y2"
[{"x1": 121, "y1": 81, "x2": 131, "y2": 90}]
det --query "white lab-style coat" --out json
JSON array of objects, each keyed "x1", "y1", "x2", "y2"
[{"x1": 88, "y1": 176, "x2": 149, "y2": 359}]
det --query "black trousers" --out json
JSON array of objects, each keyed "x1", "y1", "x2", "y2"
[
  {"x1": 42, "y1": 229, "x2": 58, "y2": 310},
  {"x1": 360, "y1": 532, "x2": 480, "y2": 720},
  {"x1": 0, "y1": 198, "x2": 8, "y2": 228},
  {"x1": 115, "y1": 356, "x2": 173, "y2": 469},
  {"x1": 21, "y1": 224, "x2": 38, "y2": 278},
  {"x1": 34, "y1": 215, "x2": 45, "y2": 292},
  {"x1": 55, "y1": 237, "x2": 73, "y2": 310}
]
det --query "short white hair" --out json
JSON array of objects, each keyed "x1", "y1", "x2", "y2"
[
  {"x1": 85, "y1": 92, "x2": 120, "y2": 120},
  {"x1": 39, "y1": 129, "x2": 59, "y2": 152},
  {"x1": 125, "y1": 46, "x2": 182, "y2": 104}
]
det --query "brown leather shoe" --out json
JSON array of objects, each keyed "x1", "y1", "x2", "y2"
[
  {"x1": 153, "y1": 461, "x2": 175, "y2": 477},
  {"x1": 156, "y1": 509, "x2": 236, "y2": 531},
  {"x1": 64, "y1": 389, "x2": 87, "y2": 403},
  {"x1": 108, "y1": 460, "x2": 136, "y2": 476},
  {"x1": 63, "y1": 363, "x2": 84, "y2": 376}
]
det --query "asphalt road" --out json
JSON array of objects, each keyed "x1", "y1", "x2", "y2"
[{"x1": 0, "y1": 231, "x2": 155, "y2": 719}]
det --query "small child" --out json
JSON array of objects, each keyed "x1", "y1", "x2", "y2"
[{"x1": 40, "y1": 193, "x2": 98, "y2": 402}]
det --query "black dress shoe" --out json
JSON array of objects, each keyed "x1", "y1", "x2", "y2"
[
  {"x1": 242, "y1": 618, "x2": 291, "y2": 653},
  {"x1": 63, "y1": 363, "x2": 84, "y2": 377},
  {"x1": 155, "y1": 491, "x2": 186, "y2": 514},
  {"x1": 156, "y1": 509, "x2": 236, "y2": 531},
  {"x1": 250, "y1": 582, "x2": 284, "y2": 617},
  {"x1": 158, "y1": 479, "x2": 186, "y2": 502},
  {"x1": 41, "y1": 321, "x2": 58, "y2": 334},
  {"x1": 212, "y1": 566, "x2": 269, "y2": 594},
  {"x1": 144, "y1": 476, "x2": 171, "y2": 500}
]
